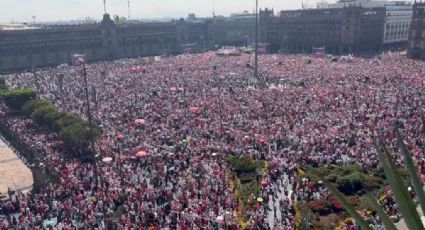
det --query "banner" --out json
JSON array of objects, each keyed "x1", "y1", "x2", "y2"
[
  {"x1": 181, "y1": 43, "x2": 197, "y2": 54},
  {"x1": 72, "y1": 54, "x2": 87, "y2": 66},
  {"x1": 257, "y1": 43, "x2": 268, "y2": 54},
  {"x1": 312, "y1": 47, "x2": 325, "y2": 58}
]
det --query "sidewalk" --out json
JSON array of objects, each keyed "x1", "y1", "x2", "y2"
[{"x1": 0, "y1": 138, "x2": 33, "y2": 195}]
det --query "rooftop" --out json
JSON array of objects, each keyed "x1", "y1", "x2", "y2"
[{"x1": 0, "y1": 23, "x2": 40, "y2": 31}]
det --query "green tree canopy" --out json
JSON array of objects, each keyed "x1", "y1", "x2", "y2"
[
  {"x1": 54, "y1": 114, "x2": 82, "y2": 132},
  {"x1": 226, "y1": 155, "x2": 264, "y2": 175},
  {"x1": 30, "y1": 104, "x2": 58, "y2": 127},
  {"x1": 0, "y1": 77, "x2": 6, "y2": 89},
  {"x1": 59, "y1": 121, "x2": 98, "y2": 147},
  {"x1": 44, "y1": 111, "x2": 66, "y2": 130},
  {"x1": 22, "y1": 99, "x2": 53, "y2": 116},
  {"x1": 59, "y1": 122, "x2": 90, "y2": 147},
  {"x1": 0, "y1": 88, "x2": 36, "y2": 111}
]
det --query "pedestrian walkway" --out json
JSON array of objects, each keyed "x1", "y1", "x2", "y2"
[
  {"x1": 268, "y1": 173, "x2": 293, "y2": 228},
  {"x1": 0, "y1": 137, "x2": 33, "y2": 195}
]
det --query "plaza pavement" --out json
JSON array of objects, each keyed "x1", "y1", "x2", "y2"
[{"x1": 0, "y1": 138, "x2": 33, "y2": 196}]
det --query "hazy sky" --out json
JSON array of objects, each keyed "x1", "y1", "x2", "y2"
[{"x1": 1, "y1": 0, "x2": 338, "y2": 23}]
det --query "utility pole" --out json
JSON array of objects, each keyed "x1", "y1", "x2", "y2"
[
  {"x1": 178, "y1": 68, "x2": 187, "y2": 120},
  {"x1": 214, "y1": 66, "x2": 223, "y2": 131},
  {"x1": 254, "y1": 0, "x2": 259, "y2": 80}
]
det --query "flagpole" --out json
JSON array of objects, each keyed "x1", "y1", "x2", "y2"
[
  {"x1": 103, "y1": 0, "x2": 107, "y2": 14},
  {"x1": 82, "y1": 62, "x2": 99, "y2": 187}
]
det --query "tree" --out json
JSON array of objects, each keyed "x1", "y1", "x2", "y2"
[
  {"x1": 324, "y1": 119, "x2": 425, "y2": 230},
  {"x1": 336, "y1": 172, "x2": 365, "y2": 195},
  {"x1": 31, "y1": 104, "x2": 56, "y2": 127},
  {"x1": 0, "y1": 88, "x2": 36, "y2": 111},
  {"x1": 54, "y1": 114, "x2": 82, "y2": 132},
  {"x1": 226, "y1": 155, "x2": 262, "y2": 174},
  {"x1": 59, "y1": 121, "x2": 98, "y2": 148},
  {"x1": 0, "y1": 77, "x2": 6, "y2": 89},
  {"x1": 22, "y1": 99, "x2": 53, "y2": 116},
  {"x1": 59, "y1": 122, "x2": 91, "y2": 147},
  {"x1": 44, "y1": 111, "x2": 65, "y2": 130}
]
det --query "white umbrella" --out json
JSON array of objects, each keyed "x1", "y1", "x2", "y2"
[
  {"x1": 102, "y1": 157, "x2": 113, "y2": 163},
  {"x1": 216, "y1": 216, "x2": 224, "y2": 221}
]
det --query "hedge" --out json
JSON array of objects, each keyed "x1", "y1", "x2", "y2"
[{"x1": 0, "y1": 88, "x2": 36, "y2": 111}]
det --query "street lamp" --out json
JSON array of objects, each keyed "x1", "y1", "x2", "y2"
[
  {"x1": 178, "y1": 67, "x2": 187, "y2": 120},
  {"x1": 254, "y1": 0, "x2": 259, "y2": 80},
  {"x1": 213, "y1": 66, "x2": 224, "y2": 131},
  {"x1": 116, "y1": 136, "x2": 125, "y2": 185},
  {"x1": 82, "y1": 63, "x2": 99, "y2": 187}
]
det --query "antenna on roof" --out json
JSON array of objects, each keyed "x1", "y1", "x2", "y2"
[{"x1": 128, "y1": 0, "x2": 131, "y2": 20}]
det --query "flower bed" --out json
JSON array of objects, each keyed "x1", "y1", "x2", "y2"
[{"x1": 298, "y1": 164, "x2": 386, "y2": 229}]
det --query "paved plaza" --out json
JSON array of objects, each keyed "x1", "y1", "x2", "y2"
[{"x1": 0, "y1": 138, "x2": 33, "y2": 196}]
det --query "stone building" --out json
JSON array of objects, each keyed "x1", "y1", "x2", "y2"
[
  {"x1": 0, "y1": 14, "x2": 254, "y2": 73},
  {"x1": 316, "y1": 0, "x2": 413, "y2": 47},
  {"x1": 408, "y1": 1, "x2": 425, "y2": 59},
  {"x1": 206, "y1": 17, "x2": 254, "y2": 48},
  {"x1": 260, "y1": 6, "x2": 386, "y2": 54},
  {"x1": 383, "y1": 2, "x2": 412, "y2": 46}
]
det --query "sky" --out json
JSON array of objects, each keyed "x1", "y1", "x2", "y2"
[{"x1": 0, "y1": 0, "x2": 337, "y2": 23}]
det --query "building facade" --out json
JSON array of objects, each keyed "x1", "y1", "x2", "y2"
[
  {"x1": 316, "y1": 0, "x2": 413, "y2": 46},
  {"x1": 383, "y1": 3, "x2": 412, "y2": 45},
  {"x1": 408, "y1": 2, "x2": 425, "y2": 59},
  {"x1": 207, "y1": 17, "x2": 255, "y2": 48},
  {"x1": 260, "y1": 6, "x2": 386, "y2": 54},
  {"x1": 0, "y1": 14, "x2": 254, "y2": 73}
]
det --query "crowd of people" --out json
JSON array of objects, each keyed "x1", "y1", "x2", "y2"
[{"x1": 0, "y1": 51, "x2": 425, "y2": 229}]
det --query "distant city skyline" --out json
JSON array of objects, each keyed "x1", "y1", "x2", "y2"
[{"x1": 1, "y1": 0, "x2": 338, "y2": 23}]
